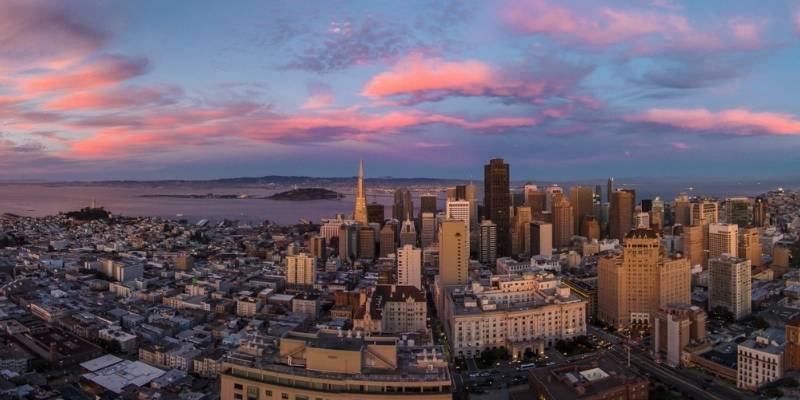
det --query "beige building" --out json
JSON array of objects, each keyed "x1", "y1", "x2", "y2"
[
  {"x1": 737, "y1": 336, "x2": 784, "y2": 391},
  {"x1": 652, "y1": 305, "x2": 707, "y2": 367},
  {"x1": 680, "y1": 224, "x2": 705, "y2": 267},
  {"x1": 354, "y1": 285, "x2": 427, "y2": 334},
  {"x1": 708, "y1": 223, "x2": 738, "y2": 259},
  {"x1": 510, "y1": 206, "x2": 532, "y2": 256},
  {"x1": 570, "y1": 186, "x2": 594, "y2": 236},
  {"x1": 553, "y1": 196, "x2": 574, "y2": 249},
  {"x1": 708, "y1": 255, "x2": 751, "y2": 320},
  {"x1": 441, "y1": 273, "x2": 586, "y2": 358},
  {"x1": 397, "y1": 245, "x2": 422, "y2": 290},
  {"x1": 598, "y1": 228, "x2": 691, "y2": 329},
  {"x1": 738, "y1": 227, "x2": 761, "y2": 267},
  {"x1": 220, "y1": 331, "x2": 452, "y2": 400},
  {"x1": 438, "y1": 219, "x2": 468, "y2": 286},
  {"x1": 690, "y1": 200, "x2": 719, "y2": 226},
  {"x1": 286, "y1": 253, "x2": 316, "y2": 287}
]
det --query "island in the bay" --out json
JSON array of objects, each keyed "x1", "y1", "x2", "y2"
[{"x1": 266, "y1": 188, "x2": 343, "y2": 201}]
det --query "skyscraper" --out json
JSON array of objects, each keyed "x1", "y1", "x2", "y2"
[
  {"x1": 609, "y1": 189, "x2": 635, "y2": 241},
  {"x1": 358, "y1": 226, "x2": 376, "y2": 260},
  {"x1": 690, "y1": 200, "x2": 718, "y2": 226},
  {"x1": 379, "y1": 223, "x2": 397, "y2": 258},
  {"x1": 420, "y1": 212, "x2": 437, "y2": 248},
  {"x1": 570, "y1": 185, "x2": 594, "y2": 235},
  {"x1": 309, "y1": 235, "x2": 326, "y2": 262},
  {"x1": 399, "y1": 218, "x2": 417, "y2": 247},
  {"x1": 397, "y1": 244, "x2": 422, "y2": 290},
  {"x1": 598, "y1": 228, "x2": 691, "y2": 329},
  {"x1": 753, "y1": 196, "x2": 768, "y2": 227},
  {"x1": 553, "y1": 196, "x2": 574, "y2": 249},
  {"x1": 511, "y1": 206, "x2": 532, "y2": 256},
  {"x1": 479, "y1": 220, "x2": 497, "y2": 265},
  {"x1": 708, "y1": 255, "x2": 751, "y2": 320},
  {"x1": 673, "y1": 193, "x2": 691, "y2": 226},
  {"x1": 439, "y1": 219, "x2": 468, "y2": 286},
  {"x1": 606, "y1": 177, "x2": 614, "y2": 203},
  {"x1": 353, "y1": 160, "x2": 368, "y2": 225},
  {"x1": 393, "y1": 188, "x2": 413, "y2": 221},
  {"x1": 738, "y1": 227, "x2": 761, "y2": 267},
  {"x1": 529, "y1": 221, "x2": 553, "y2": 257},
  {"x1": 581, "y1": 216, "x2": 600, "y2": 241},
  {"x1": 724, "y1": 197, "x2": 751, "y2": 227},
  {"x1": 367, "y1": 202, "x2": 384, "y2": 225},
  {"x1": 484, "y1": 158, "x2": 511, "y2": 256},
  {"x1": 681, "y1": 225, "x2": 705, "y2": 267},
  {"x1": 708, "y1": 223, "x2": 738, "y2": 259},
  {"x1": 420, "y1": 194, "x2": 438, "y2": 217}
]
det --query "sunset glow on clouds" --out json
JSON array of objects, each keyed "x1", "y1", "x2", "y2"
[{"x1": 1, "y1": 0, "x2": 799, "y2": 179}]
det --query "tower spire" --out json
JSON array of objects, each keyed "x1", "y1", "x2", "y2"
[{"x1": 354, "y1": 160, "x2": 368, "y2": 225}]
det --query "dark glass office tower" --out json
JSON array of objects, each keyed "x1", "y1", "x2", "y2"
[{"x1": 484, "y1": 158, "x2": 511, "y2": 256}]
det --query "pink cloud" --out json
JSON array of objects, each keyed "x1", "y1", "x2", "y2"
[
  {"x1": 501, "y1": 0, "x2": 767, "y2": 53},
  {"x1": 0, "y1": 1, "x2": 109, "y2": 73},
  {"x1": 21, "y1": 55, "x2": 148, "y2": 93},
  {"x1": 362, "y1": 53, "x2": 586, "y2": 104},
  {"x1": 67, "y1": 107, "x2": 539, "y2": 158},
  {"x1": 415, "y1": 142, "x2": 452, "y2": 149},
  {"x1": 629, "y1": 108, "x2": 800, "y2": 135},
  {"x1": 44, "y1": 85, "x2": 182, "y2": 110},
  {"x1": 671, "y1": 141, "x2": 689, "y2": 150},
  {"x1": 301, "y1": 84, "x2": 335, "y2": 109}
]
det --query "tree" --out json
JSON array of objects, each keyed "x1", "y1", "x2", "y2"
[{"x1": 754, "y1": 317, "x2": 770, "y2": 330}]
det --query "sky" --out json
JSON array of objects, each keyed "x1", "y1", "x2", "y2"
[{"x1": 2, "y1": 0, "x2": 800, "y2": 181}]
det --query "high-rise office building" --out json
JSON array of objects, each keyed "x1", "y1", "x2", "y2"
[
  {"x1": 479, "y1": 220, "x2": 497, "y2": 265},
  {"x1": 466, "y1": 182, "x2": 478, "y2": 230},
  {"x1": 753, "y1": 196, "x2": 768, "y2": 227},
  {"x1": 420, "y1": 212, "x2": 437, "y2": 248},
  {"x1": 399, "y1": 218, "x2": 417, "y2": 247},
  {"x1": 358, "y1": 226, "x2": 376, "y2": 260},
  {"x1": 527, "y1": 190, "x2": 547, "y2": 216},
  {"x1": 673, "y1": 193, "x2": 691, "y2": 227},
  {"x1": 420, "y1": 194, "x2": 438, "y2": 217},
  {"x1": 393, "y1": 188, "x2": 413, "y2": 221},
  {"x1": 641, "y1": 199, "x2": 653, "y2": 213},
  {"x1": 397, "y1": 244, "x2": 422, "y2": 290},
  {"x1": 379, "y1": 223, "x2": 397, "y2": 258},
  {"x1": 309, "y1": 235, "x2": 326, "y2": 262},
  {"x1": 553, "y1": 196, "x2": 574, "y2": 249},
  {"x1": 598, "y1": 228, "x2": 691, "y2": 329},
  {"x1": 529, "y1": 221, "x2": 553, "y2": 257},
  {"x1": 367, "y1": 202, "x2": 384, "y2": 225},
  {"x1": 606, "y1": 177, "x2": 614, "y2": 203},
  {"x1": 570, "y1": 185, "x2": 594, "y2": 236},
  {"x1": 609, "y1": 189, "x2": 635, "y2": 241},
  {"x1": 681, "y1": 225, "x2": 705, "y2": 267},
  {"x1": 511, "y1": 206, "x2": 532, "y2": 256},
  {"x1": 690, "y1": 200, "x2": 718, "y2": 226},
  {"x1": 353, "y1": 160, "x2": 368, "y2": 225},
  {"x1": 594, "y1": 184, "x2": 602, "y2": 204},
  {"x1": 581, "y1": 216, "x2": 600, "y2": 241},
  {"x1": 439, "y1": 219, "x2": 468, "y2": 286},
  {"x1": 634, "y1": 212, "x2": 650, "y2": 229},
  {"x1": 286, "y1": 253, "x2": 316, "y2": 287},
  {"x1": 738, "y1": 227, "x2": 761, "y2": 267},
  {"x1": 725, "y1": 197, "x2": 751, "y2": 227},
  {"x1": 446, "y1": 199, "x2": 471, "y2": 255},
  {"x1": 708, "y1": 223, "x2": 738, "y2": 259},
  {"x1": 338, "y1": 223, "x2": 358, "y2": 262},
  {"x1": 708, "y1": 255, "x2": 751, "y2": 320},
  {"x1": 545, "y1": 184, "x2": 563, "y2": 212},
  {"x1": 484, "y1": 158, "x2": 511, "y2": 256}
]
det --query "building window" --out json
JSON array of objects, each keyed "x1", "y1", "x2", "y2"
[
  {"x1": 234, "y1": 383, "x2": 244, "y2": 390},
  {"x1": 282, "y1": 394, "x2": 289, "y2": 400}
]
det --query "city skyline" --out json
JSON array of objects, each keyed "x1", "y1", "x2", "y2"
[{"x1": 2, "y1": 1, "x2": 800, "y2": 180}]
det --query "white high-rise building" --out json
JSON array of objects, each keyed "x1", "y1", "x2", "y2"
[
  {"x1": 709, "y1": 223, "x2": 739, "y2": 259},
  {"x1": 479, "y1": 220, "x2": 497, "y2": 265},
  {"x1": 446, "y1": 199, "x2": 471, "y2": 255},
  {"x1": 709, "y1": 255, "x2": 751, "y2": 320},
  {"x1": 397, "y1": 245, "x2": 422, "y2": 290}
]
